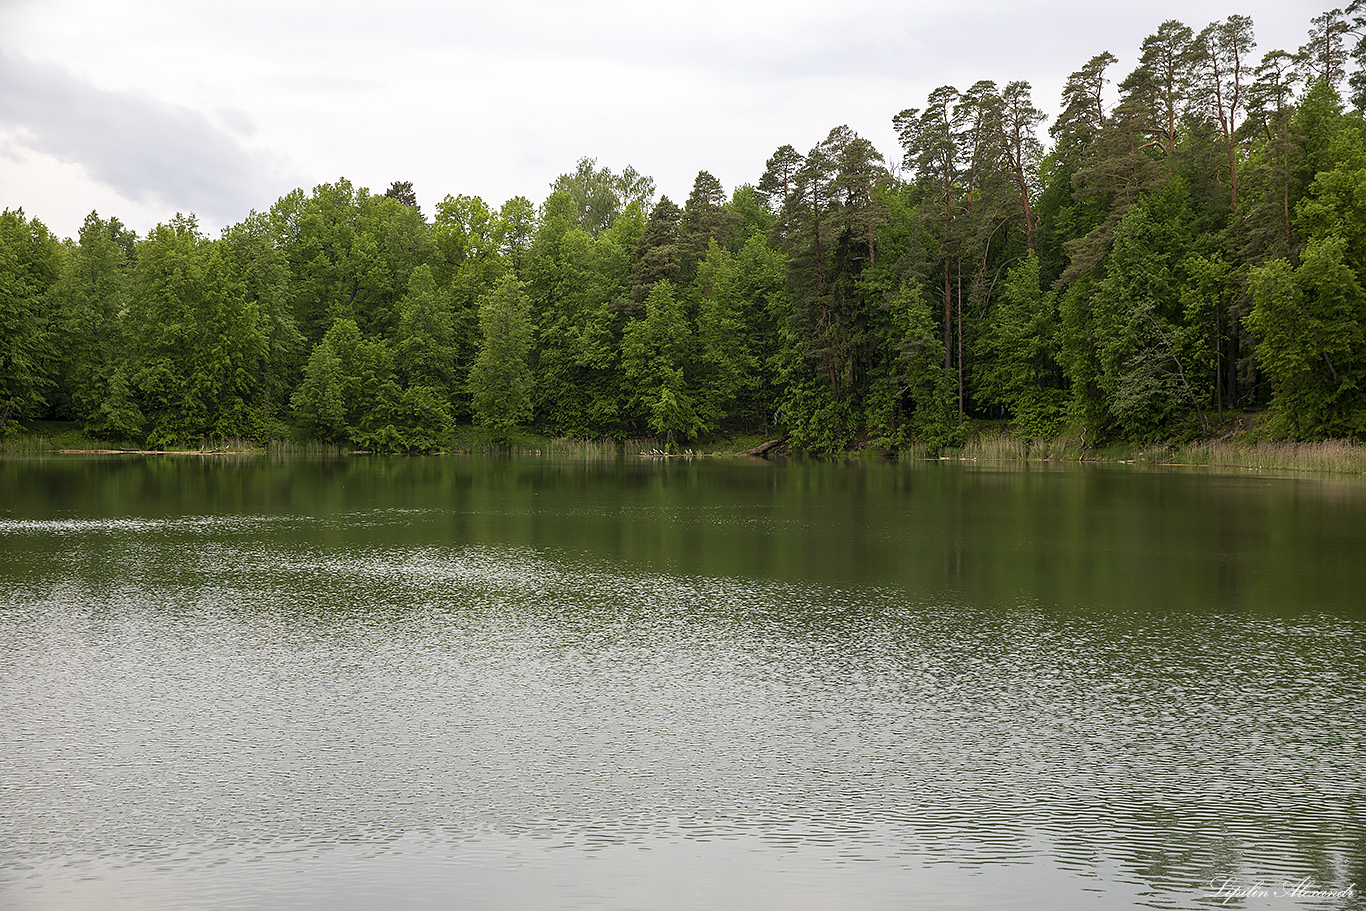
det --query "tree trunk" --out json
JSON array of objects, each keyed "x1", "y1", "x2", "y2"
[
  {"x1": 956, "y1": 258, "x2": 964, "y2": 421},
  {"x1": 943, "y1": 258, "x2": 952, "y2": 373}
]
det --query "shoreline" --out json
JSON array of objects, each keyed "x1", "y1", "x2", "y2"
[
  {"x1": 19, "y1": 443, "x2": 1364, "y2": 477},
  {"x1": 5, "y1": 421, "x2": 1365, "y2": 476}
]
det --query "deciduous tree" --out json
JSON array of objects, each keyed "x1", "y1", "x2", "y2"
[
  {"x1": 469, "y1": 274, "x2": 534, "y2": 441},
  {"x1": 0, "y1": 209, "x2": 61, "y2": 434}
]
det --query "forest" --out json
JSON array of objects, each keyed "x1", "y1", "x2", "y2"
[{"x1": 3, "y1": 8, "x2": 1366, "y2": 455}]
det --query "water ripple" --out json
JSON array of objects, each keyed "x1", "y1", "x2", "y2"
[{"x1": 2, "y1": 507, "x2": 1363, "y2": 910}]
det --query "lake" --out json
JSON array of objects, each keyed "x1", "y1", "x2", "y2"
[{"x1": 1, "y1": 454, "x2": 1363, "y2": 910}]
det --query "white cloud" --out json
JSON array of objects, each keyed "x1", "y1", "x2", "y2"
[
  {"x1": 0, "y1": 0, "x2": 1329, "y2": 239},
  {"x1": 0, "y1": 130, "x2": 169, "y2": 236},
  {"x1": 0, "y1": 50, "x2": 296, "y2": 234}
]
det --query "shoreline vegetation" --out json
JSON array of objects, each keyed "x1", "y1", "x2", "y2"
[
  {"x1": 4, "y1": 10, "x2": 1366, "y2": 468},
  {"x1": 5, "y1": 420, "x2": 1366, "y2": 476}
]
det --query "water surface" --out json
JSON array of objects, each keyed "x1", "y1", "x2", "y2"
[{"x1": 2, "y1": 455, "x2": 1363, "y2": 909}]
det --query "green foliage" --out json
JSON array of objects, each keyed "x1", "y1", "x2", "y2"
[
  {"x1": 291, "y1": 318, "x2": 396, "y2": 447},
  {"x1": 523, "y1": 219, "x2": 629, "y2": 437},
  {"x1": 1246, "y1": 235, "x2": 1366, "y2": 438},
  {"x1": 1057, "y1": 279, "x2": 1113, "y2": 438},
  {"x1": 90, "y1": 367, "x2": 144, "y2": 441},
  {"x1": 395, "y1": 263, "x2": 458, "y2": 395},
  {"x1": 469, "y1": 274, "x2": 534, "y2": 441},
  {"x1": 431, "y1": 192, "x2": 508, "y2": 418},
  {"x1": 497, "y1": 196, "x2": 537, "y2": 267},
  {"x1": 727, "y1": 185, "x2": 775, "y2": 244},
  {"x1": 125, "y1": 215, "x2": 271, "y2": 445},
  {"x1": 12, "y1": 10, "x2": 1366, "y2": 454},
  {"x1": 694, "y1": 241, "x2": 759, "y2": 432},
  {"x1": 548, "y1": 157, "x2": 656, "y2": 236},
  {"x1": 768, "y1": 125, "x2": 893, "y2": 453},
  {"x1": 433, "y1": 194, "x2": 499, "y2": 277},
  {"x1": 622, "y1": 280, "x2": 703, "y2": 447},
  {"x1": 976, "y1": 254, "x2": 1067, "y2": 438},
  {"x1": 0, "y1": 209, "x2": 62, "y2": 434},
  {"x1": 865, "y1": 281, "x2": 952, "y2": 451},
  {"x1": 383, "y1": 180, "x2": 421, "y2": 216},
  {"x1": 52, "y1": 212, "x2": 133, "y2": 427},
  {"x1": 679, "y1": 171, "x2": 730, "y2": 284},
  {"x1": 219, "y1": 212, "x2": 304, "y2": 422},
  {"x1": 1291, "y1": 80, "x2": 1359, "y2": 226},
  {"x1": 629, "y1": 197, "x2": 682, "y2": 308},
  {"x1": 271, "y1": 180, "x2": 430, "y2": 345},
  {"x1": 1090, "y1": 182, "x2": 1209, "y2": 439},
  {"x1": 382, "y1": 385, "x2": 453, "y2": 452},
  {"x1": 1293, "y1": 110, "x2": 1366, "y2": 262}
]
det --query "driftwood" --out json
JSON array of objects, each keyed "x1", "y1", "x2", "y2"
[
  {"x1": 742, "y1": 436, "x2": 789, "y2": 458},
  {"x1": 56, "y1": 449, "x2": 257, "y2": 455}
]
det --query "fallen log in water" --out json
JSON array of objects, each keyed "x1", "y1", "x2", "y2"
[{"x1": 741, "y1": 437, "x2": 789, "y2": 458}]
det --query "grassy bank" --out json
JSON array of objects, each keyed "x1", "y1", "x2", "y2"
[
  {"x1": 951, "y1": 423, "x2": 1366, "y2": 475},
  {"x1": 1, "y1": 421, "x2": 698, "y2": 459},
  {"x1": 8, "y1": 419, "x2": 1366, "y2": 475},
  {"x1": 0, "y1": 422, "x2": 125, "y2": 454},
  {"x1": 1164, "y1": 438, "x2": 1366, "y2": 473}
]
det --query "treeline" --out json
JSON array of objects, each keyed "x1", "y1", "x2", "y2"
[{"x1": 3, "y1": 8, "x2": 1366, "y2": 453}]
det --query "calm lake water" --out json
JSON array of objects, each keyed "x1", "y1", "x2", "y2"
[{"x1": 1, "y1": 454, "x2": 1363, "y2": 910}]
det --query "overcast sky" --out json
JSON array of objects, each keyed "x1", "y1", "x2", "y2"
[{"x1": 0, "y1": 0, "x2": 1326, "y2": 240}]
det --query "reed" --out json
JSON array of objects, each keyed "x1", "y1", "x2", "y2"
[
  {"x1": 895, "y1": 439, "x2": 932, "y2": 461},
  {"x1": 0, "y1": 427, "x2": 122, "y2": 453},
  {"x1": 0, "y1": 432, "x2": 52, "y2": 454},
  {"x1": 165, "y1": 436, "x2": 263, "y2": 453},
  {"x1": 11, "y1": 419, "x2": 1364, "y2": 474},
  {"x1": 447, "y1": 425, "x2": 509, "y2": 453},
  {"x1": 1026, "y1": 435, "x2": 1084, "y2": 461},
  {"x1": 1134, "y1": 443, "x2": 1173, "y2": 465},
  {"x1": 962, "y1": 433, "x2": 1029, "y2": 461},
  {"x1": 538, "y1": 437, "x2": 629, "y2": 457},
  {"x1": 1172, "y1": 438, "x2": 1366, "y2": 474},
  {"x1": 445, "y1": 426, "x2": 638, "y2": 458},
  {"x1": 265, "y1": 438, "x2": 347, "y2": 458}
]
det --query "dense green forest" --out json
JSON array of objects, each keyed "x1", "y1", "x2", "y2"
[{"x1": 4, "y1": 8, "x2": 1366, "y2": 454}]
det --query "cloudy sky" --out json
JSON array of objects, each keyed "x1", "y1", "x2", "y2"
[{"x1": 0, "y1": 0, "x2": 1324, "y2": 240}]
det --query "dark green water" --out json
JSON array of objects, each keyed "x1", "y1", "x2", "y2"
[{"x1": 1, "y1": 454, "x2": 1363, "y2": 910}]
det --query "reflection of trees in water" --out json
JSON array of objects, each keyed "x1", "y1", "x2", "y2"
[{"x1": 3, "y1": 455, "x2": 1364, "y2": 906}]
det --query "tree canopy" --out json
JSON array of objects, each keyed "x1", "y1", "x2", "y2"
[{"x1": 7, "y1": 8, "x2": 1366, "y2": 452}]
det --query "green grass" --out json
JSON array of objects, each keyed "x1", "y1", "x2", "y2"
[
  {"x1": 698, "y1": 430, "x2": 781, "y2": 455},
  {"x1": 0, "y1": 422, "x2": 122, "y2": 454}
]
